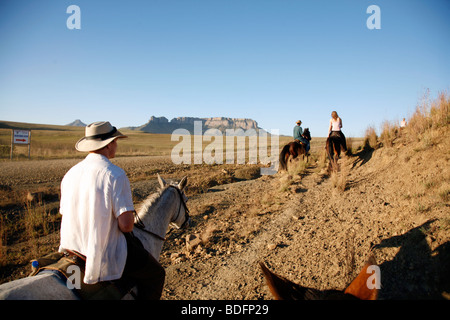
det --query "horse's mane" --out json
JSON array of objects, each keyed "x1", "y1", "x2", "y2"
[{"x1": 136, "y1": 185, "x2": 172, "y2": 215}]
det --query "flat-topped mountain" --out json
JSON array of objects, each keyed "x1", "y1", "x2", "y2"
[{"x1": 127, "y1": 116, "x2": 263, "y2": 134}]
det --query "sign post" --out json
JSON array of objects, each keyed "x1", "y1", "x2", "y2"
[{"x1": 11, "y1": 130, "x2": 31, "y2": 160}]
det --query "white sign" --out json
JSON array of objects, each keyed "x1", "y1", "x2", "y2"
[{"x1": 13, "y1": 130, "x2": 30, "y2": 144}]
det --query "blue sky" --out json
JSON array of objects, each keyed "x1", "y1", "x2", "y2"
[{"x1": 0, "y1": 0, "x2": 448, "y2": 137}]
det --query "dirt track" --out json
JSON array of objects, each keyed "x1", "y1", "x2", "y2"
[
  {"x1": 159, "y1": 142, "x2": 449, "y2": 300},
  {"x1": 1, "y1": 132, "x2": 449, "y2": 299}
]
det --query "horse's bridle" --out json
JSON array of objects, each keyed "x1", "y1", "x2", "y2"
[
  {"x1": 133, "y1": 185, "x2": 190, "y2": 241},
  {"x1": 169, "y1": 185, "x2": 191, "y2": 229}
]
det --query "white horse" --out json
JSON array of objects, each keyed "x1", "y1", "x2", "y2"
[{"x1": 0, "y1": 175, "x2": 190, "y2": 300}]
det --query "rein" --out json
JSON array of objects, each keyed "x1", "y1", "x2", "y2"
[
  {"x1": 133, "y1": 185, "x2": 190, "y2": 241},
  {"x1": 134, "y1": 213, "x2": 166, "y2": 241}
]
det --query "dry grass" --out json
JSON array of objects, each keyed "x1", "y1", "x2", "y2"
[
  {"x1": 330, "y1": 156, "x2": 349, "y2": 192},
  {"x1": 363, "y1": 126, "x2": 378, "y2": 150},
  {"x1": 287, "y1": 156, "x2": 309, "y2": 176},
  {"x1": 0, "y1": 127, "x2": 178, "y2": 160},
  {"x1": 408, "y1": 91, "x2": 449, "y2": 142},
  {"x1": 379, "y1": 120, "x2": 399, "y2": 148}
]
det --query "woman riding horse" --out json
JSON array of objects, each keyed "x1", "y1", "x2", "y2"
[{"x1": 326, "y1": 111, "x2": 347, "y2": 172}]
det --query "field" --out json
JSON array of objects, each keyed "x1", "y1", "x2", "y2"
[{"x1": 0, "y1": 94, "x2": 449, "y2": 300}]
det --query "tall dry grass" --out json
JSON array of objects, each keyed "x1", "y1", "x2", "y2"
[
  {"x1": 330, "y1": 156, "x2": 350, "y2": 191},
  {"x1": 408, "y1": 91, "x2": 449, "y2": 141},
  {"x1": 379, "y1": 120, "x2": 399, "y2": 148},
  {"x1": 363, "y1": 126, "x2": 378, "y2": 150},
  {"x1": 0, "y1": 192, "x2": 61, "y2": 264},
  {"x1": 366, "y1": 91, "x2": 449, "y2": 150}
]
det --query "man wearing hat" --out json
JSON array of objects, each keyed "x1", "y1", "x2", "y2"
[
  {"x1": 293, "y1": 120, "x2": 310, "y2": 152},
  {"x1": 59, "y1": 121, "x2": 165, "y2": 299}
]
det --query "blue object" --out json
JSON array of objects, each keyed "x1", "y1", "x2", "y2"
[{"x1": 31, "y1": 260, "x2": 39, "y2": 269}]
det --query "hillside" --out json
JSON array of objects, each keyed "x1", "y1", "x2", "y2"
[{"x1": 0, "y1": 120, "x2": 81, "y2": 132}]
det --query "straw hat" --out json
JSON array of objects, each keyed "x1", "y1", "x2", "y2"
[
  {"x1": 296, "y1": 120, "x2": 302, "y2": 124},
  {"x1": 75, "y1": 121, "x2": 127, "y2": 152}
]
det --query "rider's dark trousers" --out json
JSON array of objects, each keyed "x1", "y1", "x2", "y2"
[{"x1": 121, "y1": 232, "x2": 165, "y2": 300}]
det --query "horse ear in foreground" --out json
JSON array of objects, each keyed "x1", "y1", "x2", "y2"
[{"x1": 260, "y1": 256, "x2": 378, "y2": 300}]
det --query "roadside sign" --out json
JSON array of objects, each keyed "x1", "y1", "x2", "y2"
[
  {"x1": 13, "y1": 130, "x2": 30, "y2": 144},
  {"x1": 10, "y1": 129, "x2": 31, "y2": 160}
]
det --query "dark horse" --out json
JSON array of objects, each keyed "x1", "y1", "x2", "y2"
[
  {"x1": 326, "y1": 131, "x2": 344, "y2": 172},
  {"x1": 279, "y1": 128, "x2": 311, "y2": 171}
]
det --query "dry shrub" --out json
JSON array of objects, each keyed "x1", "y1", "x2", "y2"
[
  {"x1": 234, "y1": 166, "x2": 261, "y2": 180},
  {"x1": 408, "y1": 90, "x2": 449, "y2": 142},
  {"x1": 330, "y1": 157, "x2": 349, "y2": 192},
  {"x1": 317, "y1": 149, "x2": 328, "y2": 172},
  {"x1": 380, "y1": 120, "x2": 399, "y2": 147},
  {"x1": 287, "y1": 157, "x2": 308, "y2": 176},
  {"x1": 363, "y1": 126, "x2": 378, "y2": 150},
  {"x1": 278, "y1": 174, "x2": 294, "y2": 193},
  {"x1": 186, "y1": 171, "x2": 234, "y2": 195},
  {"x1": 345, "y1": 137, "x2": 353, "y2": 155}
]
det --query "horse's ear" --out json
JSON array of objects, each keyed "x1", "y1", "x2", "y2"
[
  {"x1": 260, "y1": 261, "x2": 311, "y2": 300},
  {"x1": 344, "y1": 255, "x2": 379, "y2": 300},
  {"x1": 178, "y1": 176, "x2": 188, "y2": 191},
  {"x1": 260, "y1": 262, "x2": 286, "y2": 300},
  {"x1": 157, "y1": 174, "x2": 167, "y2": 188}
]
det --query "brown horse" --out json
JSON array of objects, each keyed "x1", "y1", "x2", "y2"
[
  {"x1": 279, "y1": 128, "x2": 311, "y2": 171},
  {"x1": 260, "y1": 255, "x2": 378, "y2": 300},
  {"x1": 326, "y1": 131, "x2": 343, "y2": 172}
]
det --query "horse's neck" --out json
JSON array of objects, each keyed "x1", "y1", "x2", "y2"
[{"x1": 134, "y1": 188, "x2": 177, "y2": 259}]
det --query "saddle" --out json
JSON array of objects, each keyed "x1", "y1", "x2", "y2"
[
  {"x1": 329, "y1": 131, "x2": 341, "y2": 139},
  {"x1": 29, "y1": 251, "x2": 133, "y2": 300}
]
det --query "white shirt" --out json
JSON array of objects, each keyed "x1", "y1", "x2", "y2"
[
  {"x1": 59, "y1": 153, "x2": 134, "y2": 284},
  {"x1": 330, "y1": 117, "x2": 342, "y2": 131}
]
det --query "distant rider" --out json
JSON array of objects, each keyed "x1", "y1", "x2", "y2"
[
  {"x1": 328, "y1": 111, "x2": 347, "y2": 152},
  {"x1": 293, "y1": 120, "x2": 310, "y2": 153}
]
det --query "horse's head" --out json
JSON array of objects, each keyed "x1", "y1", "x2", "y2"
[
  {"x1": 157, "y1": 174, "x2": 190, "y2": 229},
  {"x1": 303, "y1": 128, "x2": 311, "y2": 141}
]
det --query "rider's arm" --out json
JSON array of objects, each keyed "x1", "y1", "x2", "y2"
[{"x1": 118, "y1": 211, "x2": 134, "y2": 233}]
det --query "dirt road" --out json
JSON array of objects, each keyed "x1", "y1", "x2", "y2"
[{"x1": 159, "y1": 133, "x2": 450, "y2": 300}]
